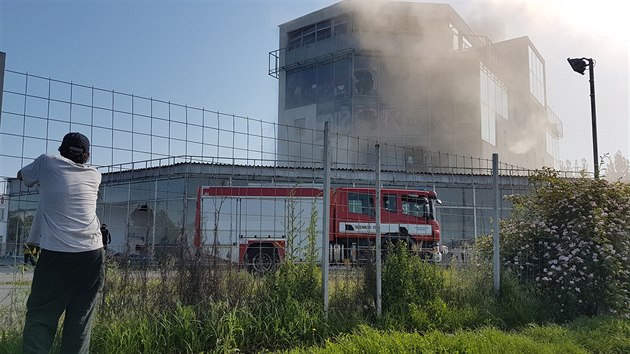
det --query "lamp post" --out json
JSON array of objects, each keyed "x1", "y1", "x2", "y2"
[{"x1": 567, "y1": 57, "x2": 599, "y2": 179}]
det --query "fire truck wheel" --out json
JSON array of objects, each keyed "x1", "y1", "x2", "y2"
[{"x1": 248, "y1": 248, "x2": 276, "y2": 274}]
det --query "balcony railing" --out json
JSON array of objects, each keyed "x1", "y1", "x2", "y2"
[{"x1": 269, "y1": 34, "x2": 355, "y2": 78}]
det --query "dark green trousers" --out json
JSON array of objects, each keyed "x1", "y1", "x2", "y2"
[{"x1": 23, "y1": 248, "x2": 104, "y2": 354}]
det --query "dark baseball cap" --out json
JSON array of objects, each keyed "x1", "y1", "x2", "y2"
[{"x1": 61, "y1": 132, "x2": 90, "y2": 154}]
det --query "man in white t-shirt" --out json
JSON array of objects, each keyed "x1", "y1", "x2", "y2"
[{"x1": 19, "y1": 132, "x2": 104, "y2": 354}]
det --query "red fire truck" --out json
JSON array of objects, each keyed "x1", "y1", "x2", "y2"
[{"x1": 194, "y1": 186, "x2": 442, "y2": 272}]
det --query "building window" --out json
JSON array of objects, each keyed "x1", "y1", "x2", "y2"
[
  {"x1": 450, "y1": 23, "x2": 459, "y2": 50},
  {"x1": 287, "y1": 15, "x2": 349, "y2": 49},
  {"x1": 462, "y1": 36, "x2": 472, "y2": 50},
  {"x1": 317, "y1": 20, "x2": 332, "y2": 40},
  {"x1": 301, "y1": 67, "x2": 317, "y2": 105},
  {"x1": 450, "y1": 23, "x2": 472, "y2": 50},
  {"x1": 529, "y1": 46, "x2": 545, "y2": 106},
  {"x1": 285, "y1": 59, "x2": 351, "y2": 109},
  {"x1": 303, "y1": 26, "x2": 316, "y2": 46},
  {"x1": 334, "y1": 21, "x2": 348, "y2": 36},
  {"x1": 353, "y1": 56, "x2": 378, "y2": 96},
  {"x1": 286, "y1": 70, "x2": 301, "y2": 108},
  {"x1": 334, "y1": 98, "x2": 352, "y2": 134},
  {"x1": 334, "y1": 59, "x2": 351, "y2": 98},
  {"x1": 546, "y1": 131, "x2": 559, "y2": 160},
  {"x1": 288, "y1": 32, "x2": 301, "y2": 50},
  {"x1": 317, "y1": 63, "x2": 334, "y2": 102},
  {"x1": 480, "y1": 63, "x2": 508, "y2": 146}
]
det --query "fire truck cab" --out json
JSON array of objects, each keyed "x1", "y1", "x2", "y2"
[{"x1": 330, "y1": 187, "x2": 441, "y2": 263}]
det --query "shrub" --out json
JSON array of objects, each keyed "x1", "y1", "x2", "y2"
[
  {"x1": 382, "y1": 242, "x2": 444, "y2": 311},
  {"x1": 378, "y1": 242, "x2": 446, "y2": 331},
  {"x1": 498, "y1": 168, "x2": 630, "y2": 320},
  {"x1": 264, "y1": 261, "x2": 321, "y2": 304}
]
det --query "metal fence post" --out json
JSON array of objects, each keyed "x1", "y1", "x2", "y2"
[
  {"x1": 493, "y1": 153, "x2": 500, "y2": 294},
  {"x1": 322, "y1": 122, "x2": 331, "y2": 319},
  {"x1": 375, "y1": 143, "x2": 382, "y2": 317}
]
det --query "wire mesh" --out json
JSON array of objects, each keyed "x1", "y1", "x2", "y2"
[{"x1": 0, "y1": 68, "x2": 579, "y2": 328}]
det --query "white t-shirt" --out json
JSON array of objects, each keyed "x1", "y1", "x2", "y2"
[
  {"x1": 20, "y1": 154, "x2": 103, "y2": 252},
  {"x1": 26, "y1": 206, "x2": 42, "y2": 245}
]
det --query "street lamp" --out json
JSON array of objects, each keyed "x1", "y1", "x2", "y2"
[{"x1": 567, "y1": 57, "x2": 599, "y2": 179}]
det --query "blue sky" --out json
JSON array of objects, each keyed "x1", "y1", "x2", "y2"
[
  {"x1": 1, "y1": 0, "x2": 628, "y2": 171},
  {"x1": 0, "y1": 0, "x2": 337, "y2": 122}
]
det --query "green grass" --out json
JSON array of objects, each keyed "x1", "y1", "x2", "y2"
[
  {"x1": 0, "y1": 281, "x2": 31, "y2": 286},
  {"x1": 565, "y1": 316, "x2": 630, "y2": 353},
  {"x1": 0, "y1": 328, "x2": 22, "y2": 354},
  {"x1": 285, "y1": 316, "x2": 630, "y2": 354},
  {"x1": 3, "y1": 313, "x2": 628, "y2": 353}
]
